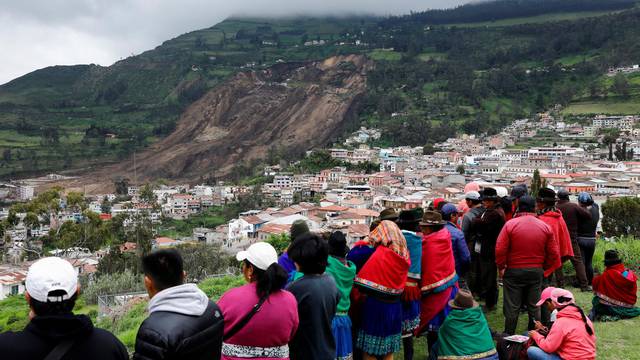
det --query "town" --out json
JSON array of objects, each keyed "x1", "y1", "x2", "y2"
[{"x1": 1, "y1": 108, "x2": 639, "y2": 300}]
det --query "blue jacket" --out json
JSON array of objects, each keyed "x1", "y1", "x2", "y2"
[
  {"x1": 402, "y1": 230, "x2": 423, "y2": 280},
  {"x1": 445, "y1": 222, "x2": 471, "y2": 276}
]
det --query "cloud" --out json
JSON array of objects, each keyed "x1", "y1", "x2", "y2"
[{"x1": 0, "y1": 0, "x2": 472, "y2": 84}]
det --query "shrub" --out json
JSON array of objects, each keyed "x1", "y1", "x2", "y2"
[
  {"x1": 602, "y1": 197, "x2": 640, "y2": 238},
  {"x1": 83, "y1": 270, "x2": 144, "y2": 305}
]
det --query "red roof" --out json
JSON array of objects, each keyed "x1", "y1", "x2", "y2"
[
  {"x1": 318, "y1": 205, "x2": 350, "y2": 212},
  {"x1": 99, "y1": 213, "x2": 112, "y2": 220},
  {"x1": 258, "y1": 223, "x2": 290, "y2": 235}
]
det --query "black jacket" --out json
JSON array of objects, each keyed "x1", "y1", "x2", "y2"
[
  {"x1": 0, "y1": 313, "x2": 128, "y2": 360},
  {"x1": 557, "y1": 200, "x2": 592, "y2": 241},
  {"x1": 133, "y1": 300, "x2": 223, "y2": 360},
  {"x1": 469, "y1": 205, "x2": 506, "y2": 261}
]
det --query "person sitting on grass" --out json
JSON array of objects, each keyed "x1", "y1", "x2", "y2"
[
  {"x1": 432, "y1": 289, "x2": 498, "y2": 360},
  {"x1": 528, "y1": 288, "x2": 596, "y2": 360},
  {"x1": 590, "y1": 249, "x2": 640, "y2": 321}
]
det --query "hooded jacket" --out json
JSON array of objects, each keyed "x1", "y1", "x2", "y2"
[
  {"x1": 530, "y1": 306, "x2": 596, "y2": 360},
  {"x1": 133, "y1": 283, "x2": 224, "y2": 360},
  {"x1": 538, "y1": 210, "x2": 574, "y2": 262},
  {"x1": 557, "y1": 200, "x2": 592, "y2": 241},
  {"x1": 0, "y1": 313, "x2": 128, "y2": 360}
]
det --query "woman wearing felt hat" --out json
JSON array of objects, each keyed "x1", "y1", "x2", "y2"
[
  {"x1": 432, "y1": 290, "x2": 498, "y2": 360},
  {"x1": 590, "y1": 249, "x2": 640, "y2": 321}
]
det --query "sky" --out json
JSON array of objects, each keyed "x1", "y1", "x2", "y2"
[{"x1": 0, "y1": 0, "x2": 473, "y2": 85}]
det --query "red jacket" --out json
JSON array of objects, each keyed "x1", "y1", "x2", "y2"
[
  {"x1": 530, "y1": 306, "x2": 596, "y2": 360},
  {"x1": 495, "y1": 213, "x2": 560, "y2": 277},
  {"x1": 538, "y1": 210, "x2": 574, "y2": 262},
  {"x1": 592, "y1": 263, "x2": 638, "y2": 307}
]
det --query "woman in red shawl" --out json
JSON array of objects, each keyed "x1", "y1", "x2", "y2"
[
  {"x1": 416, "y1": 211, "x2": 459, "y2": 353},
  {"x1": 591, "y1": 249, "x2": 640, "y2": 321},
  {"x1": 354, "y1": 220, "x2": 410, "y2": 360}
]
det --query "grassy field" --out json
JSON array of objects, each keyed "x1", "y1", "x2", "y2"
[
  {"x1": 367, "y1": 49, "x2": 403, "y2": 61},
  {"x1": 562, "y1": 101, "x2": 640, "y2": 115},
  {"x1": 447, "y1": 10, "x2": 624, "y2": 28}
]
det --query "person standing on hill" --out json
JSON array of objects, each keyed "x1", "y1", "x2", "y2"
[
  {"x1": 287, "y1": 233, "x2": 339, "y2": 360},
  {"x1": 441, "y1": 203, "x2": 470, "y2": 285},
  {"x1": 535, "y1": 188, "x2": 573, "y2": 278},
  {"x1": 577, "y1": 192, "x2": 600, "y2": 285},
  {"x1": 461, "y1": 191, "x2": 484, "y2": 294},
  {"x1": 218, "y1": 242, "x2": 298, "y2": 360},
  {"x1": 556, "y1": 190, "x2": 592, "y2": 291},
  {"x1": 278, "y1": 220, "x2": 311, "y2": 276},
  {"x1": 0, "y1": 257, "x2": 129, "y2": 360},
  {"x1": 496, "y1": 196, "x2": 560, "y2": 335},
  {"x1": 353, "y1": 220, "x2": 410, "y2": 360},
  {"x1": 397, "y1": 208, "x2": 424, "y2": 360},
  {"x1": 134, "y1": 249, "x2": 224, "y2": 360},
  {"x1": 325, "y1": 231, "x2": 357, "y2": 360},
  {"x1": 416, "y1": 211, "x2": 458, "y2": 354},
  {"x1": 469, "y1": 188, "x2": 505, "y2": 311}
]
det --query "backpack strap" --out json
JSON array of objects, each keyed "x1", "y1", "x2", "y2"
[
  {"x1": 223, "y1": 295, "x2": 268, "y2": 341},
  {"x1": 44, "y1": 338, "x2": 77, "y2": 360}
]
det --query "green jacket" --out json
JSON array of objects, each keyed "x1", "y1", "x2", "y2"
[
  {"x1": 437, "y1": 306, "x2": 497, "y2": 359},
  {"x1": 325, "y1": 256, "x2": 356, "y2": 314}
]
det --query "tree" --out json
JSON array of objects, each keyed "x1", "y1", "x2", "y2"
[
  {"x1": 456, "y1": 165, "x2": 465, "y2": 174},
  {"x1": 602, "y1": 129, "x2": 620, "y2": 161},
  {"x1": 423, "y1": 144, "x2": 436, "y2": 155},
  {"x1": 101, "y1": 197, "x2": 112, "y2": 214},
  {"x1": 114, "y1": 178, "x2": 130, "y2": 195},
  {"x1": 66, "y1": 192, "x2": 86, "y2": 211},
  {"x1": 2, "y1": 149, "x2": 11, "y2": 163},
  {"x1": 266, "y1": 233, "x2": 290, "y2": 255},
  {"x1": 6, "y1": 210, "x2": 19, "y2": 227},
  {"x1": 611, "y1": 74, "x2": 630, "y2": 98},
  {"x1": 602, "y1": 197, "x2": 640, "y2": 237},
  {"x1": 531, "y1": 169, "x2": 543, "y2": 198},
  {"x1": 23, "y1": 212, "x2": 40, "y2": 232},
  {"x1": 176, "y1": 243, "x2": 230, "y2": 282},
  {"x1": 139, "y1": 184, "x2": 157, "y2": 204}
]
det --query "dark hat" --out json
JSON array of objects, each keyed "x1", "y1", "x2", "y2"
[
  {"x1": 557, "y1": 189, "x2": 571, "y2": 200},
  {"x1": 517, "y1": 195, "x2": 536, "y2": 213},
  {"x1": 419, "y1": 210, "x2": 446, "y2": 226},
  {"x1": 509, "y1": 184, "x2": 528, "y2": 200},
  {"x1": 604, "y1": 249, "x2": 622, "y2": 267},
  {"x1": 290, "y1": 220, "x2": 310, "y2": 242},
  {"x1": 328, "y1": 231, "x2": 349, "y2": 257},
  {"x1": 448, "y1": 289, "x2": 478, "y2": 310},
  {"x1": 482, "y1": 187, "x2": 499, "y2": 201},
  {"x1": 578, "y1": 192, "x2": 593, "y2": 205},
  {"x1": 537, "y1": 188, "x2": 557, "y2": 203},
  {"x1": 398, "y1": 208, "x2": 422, "y2": 224},
  {"x1": 379, "y1": 208, "x2": 399, "y2": 221}
]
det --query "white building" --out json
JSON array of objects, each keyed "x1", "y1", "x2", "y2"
[
  {"x1": 0, "y1": 269, "x2": 27, "y2": 300},
  {"x1": 17, "y1": 185, "x2": 34, "y2": 201}
]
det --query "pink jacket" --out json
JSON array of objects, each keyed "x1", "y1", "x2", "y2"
[{"x1": 530, "y1": 306, "x2": 596, "y2": 360}]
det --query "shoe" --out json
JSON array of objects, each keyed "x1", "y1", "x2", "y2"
[{"x1": 581, "y1": 286, "x2": 593, "y2": 292}]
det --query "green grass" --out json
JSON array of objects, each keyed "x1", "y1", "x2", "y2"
[
  {"x1": 562, "y1": 100, "x2": 640, "y2": 115},
  {"x1": 447, "y1": 10, "x2": 624, "y2": 28},
  {"x1": 367, "y1": 49, "x2": 402, "y2": 61}
]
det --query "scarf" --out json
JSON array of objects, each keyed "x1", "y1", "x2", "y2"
[
  {"x1": 326, "y1": 255, "x2": 356, "y2": 314},
  {"x1": 420, "y1": 227, "x2": 457, "y2": 293},
  {"x1": 367, "y1": 220, "x2": 410, "y2": 262},
  {"x1": 437, "y1": 307, "x2": 497, "y2": 359},
  {"x1": 536, "y1": 206, "x2": 557, "y2": 216}
]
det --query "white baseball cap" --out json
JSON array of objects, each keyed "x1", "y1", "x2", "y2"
[
  {"x1": 465, "y1": 191, "x2": 481, "y2": 201},
  {"x1": 26, "y1": 257, "x2": 78, "y2": 303},
  {"x1": 236, "y1": 242, "x2": 278, "y2": 271}
]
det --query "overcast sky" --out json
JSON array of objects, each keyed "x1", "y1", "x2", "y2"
[{"x1": 0, "y1": 0, "x2": 473, "y2": 84}]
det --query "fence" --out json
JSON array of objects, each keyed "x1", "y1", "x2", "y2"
[{"x1": 97, "y1": 291, "x2": 148, "y2": 317}]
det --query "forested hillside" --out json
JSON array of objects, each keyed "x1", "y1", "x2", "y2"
[{"x1": 1, "y1": 0, "x2": 640, "y2": 180}]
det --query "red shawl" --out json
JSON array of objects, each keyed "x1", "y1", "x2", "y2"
[
  {"x1": 538, "y1": 211, "x2": 574, "y2": 261},
  {"x1": 593, "y1": 263, "x2": 638, "y2": 307},
  {"x1": 355, "y1": 246, "x2": 409, "y2": 297},
  {"x1": 420, "y1": 227, "x2": 457, "y2": 293}
]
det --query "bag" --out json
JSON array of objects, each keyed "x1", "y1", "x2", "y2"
[
  {"x1": 496, "y1": 336, "x2": 528, "y2": 360},
  {"x1": 44, "y1": 338, "x2": 77, "y2": 360},
  {"x1": 223, "y1": 295, "x2": 268, "y2": 341}
]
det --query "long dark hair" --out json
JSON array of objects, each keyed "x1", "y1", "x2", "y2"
[
  {"x1": 558, "y1": 297, "x2": 593, "y2": 336},
  {"x1": 245, "y1": 260, "x2": 288, "y2": 298}
]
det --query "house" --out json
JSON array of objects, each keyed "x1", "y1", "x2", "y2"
[
  {"x1": 154, "y1": 237, "x2": 180, "y2": 248},
  {"x1": 345, "y1": 224, "x2": 370, "y2": 245},
  {"x1": 0, "y1": 269, "x2": 27, "y2": 300},
  {"x1": 257, "y1": 223, "x2": 291, "y2": 242}
]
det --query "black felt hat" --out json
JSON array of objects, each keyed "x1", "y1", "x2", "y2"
[{"x1": 482, "y1": 187, "x2": 499, "y2": 201}]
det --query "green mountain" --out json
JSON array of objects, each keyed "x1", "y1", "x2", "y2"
[{"x1": 1, "y1": 0, "x2": 639, "y2": 181}]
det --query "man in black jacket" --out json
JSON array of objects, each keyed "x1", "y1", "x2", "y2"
[
  {"x1": 0, "y1": 257, "x2": 128, "y2": 360},
  {"x1": 134, "y1": 249, "x2": 224, "y2": 360},
  {"x1": 469, "y1": 187, "x2": 506, "y2": 311}
]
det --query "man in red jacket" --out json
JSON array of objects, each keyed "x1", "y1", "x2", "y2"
[{"x1": 496, "y1": 195, "x2": 560, "y2": 334}]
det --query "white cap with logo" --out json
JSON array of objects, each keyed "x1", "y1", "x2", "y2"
[
  {"x1": 236, "y1": 242, "x2": 278, "y2": 271},
  {"x1": 26, "y1": 257, "x2": 78, "y2": 303}
]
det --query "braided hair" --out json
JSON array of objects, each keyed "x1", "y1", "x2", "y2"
[{"x1": 557, "y1": 296, "x2": 593, "y2": 336}]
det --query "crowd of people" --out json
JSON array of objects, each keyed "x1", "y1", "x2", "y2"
[{"x1": 1, "y1": 183, "x2": 639, "y2": 360}]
